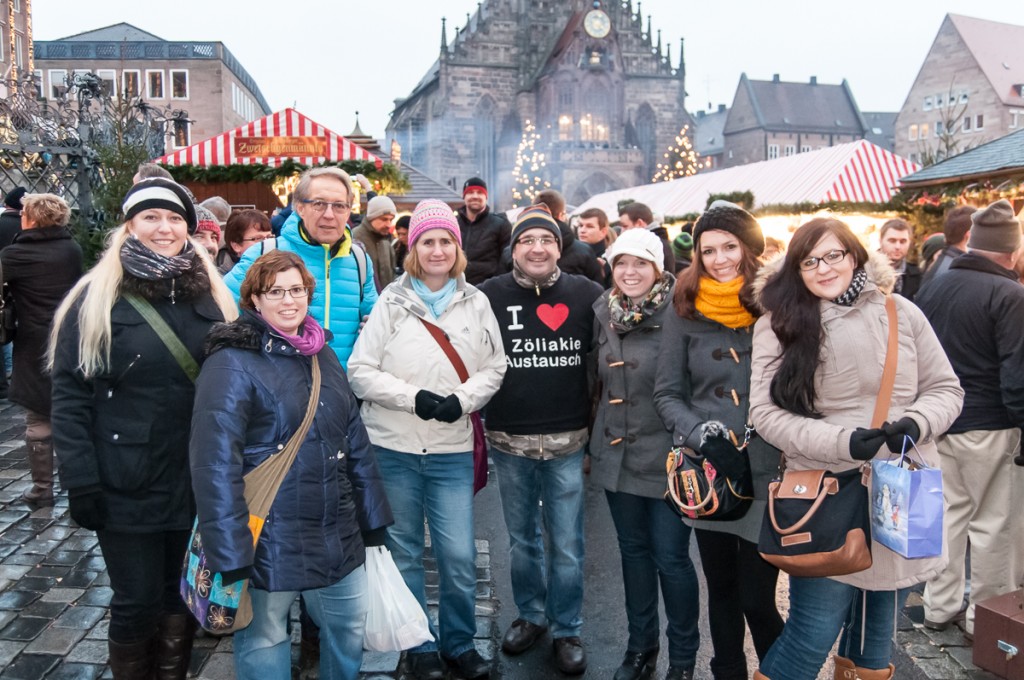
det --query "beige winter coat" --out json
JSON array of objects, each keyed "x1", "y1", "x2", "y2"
[{"x1": 749, "y1": 252, "x2": 964, "y2": 590}]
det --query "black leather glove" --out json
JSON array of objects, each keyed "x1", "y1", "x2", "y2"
[
  {"x1": 698, "y1": 421, "x2": 749, "y2": 480},
  {"x1": 883, "y1": 417, "x2": 921, "y2": 453},
  {"x1": 849, "y1": 427, "x2": 888, "y2": 461},
  {"x1": 67, "y1": 486, "x2": 108, "y2": 531},
  {"x1": 218, "y1": 566, "x2": 252, "y2": 584},
  {"x1": 362, "y1": 527, "x2": 388, "y2": 548},
  {"x1": 415, "y1": 390, "x2": 444, "y2": 420},
  {"x1": 432, "y1": 394, "x2": 463, "y2": 423}
]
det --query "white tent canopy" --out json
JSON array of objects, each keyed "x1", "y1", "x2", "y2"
[{"x1": 573, "y1": 140, "x2": 919, "y2": 220}]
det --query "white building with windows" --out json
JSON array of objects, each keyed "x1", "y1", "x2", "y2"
[
  {"x1": 35, "y1": 23, "x2": 270, "y2": 150},
  {"x1": 894, "y1": 14, "x2": 1024, "y2": 164}
]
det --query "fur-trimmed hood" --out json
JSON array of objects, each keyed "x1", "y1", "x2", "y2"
[
  {"x1": 752, "y1": 249, "x2": 895, "y2": 309},
  {"x1": 203, "y1": 312, "x2": 333, "y2": 357}
]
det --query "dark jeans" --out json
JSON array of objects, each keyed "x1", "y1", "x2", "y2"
[
  {"x1": 605, "y1": 490, "x2": 700, "y2": 667},
  {"x1": 97, "y1": 528, "x2": 192, "y2": 643},
  {"x1": 695, "y1": 529, "x2": 784, "y2": 677}
]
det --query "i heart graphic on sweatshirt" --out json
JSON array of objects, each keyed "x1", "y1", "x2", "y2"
[{"x1": 537, "y1": 303, "x2": 569, "y2": 331}]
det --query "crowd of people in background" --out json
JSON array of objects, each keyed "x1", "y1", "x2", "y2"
[{"x1": 0, "y1": 164, "x2": 1021, "y2": 680}]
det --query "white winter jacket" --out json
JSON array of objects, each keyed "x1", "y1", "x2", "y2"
[{"x1": 348, "y1": 274, "x2": 507, "y2": 454}]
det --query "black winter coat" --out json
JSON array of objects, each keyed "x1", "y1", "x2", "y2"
[
  {"x1": 189, "y1": 314, "x2": 393, "y2": 591},
  {"x1": 0, "y1": 209, "x2": 21, "y2": 251},
  {"x1": 457, "y1": 206, "x2": 512, "y2": 285},
  {"x1": 2, "y1": 226, "x2": 82, "y2": 415},
  {"x1": 51, "y1": 260, "x2": 225, "y2": 532}
]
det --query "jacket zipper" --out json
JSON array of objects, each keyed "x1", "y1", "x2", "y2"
[
  {"x1": 108, "y1": 353, "x2": 141, "y2": 397},
  {"x1": 323, "y1": 245, "x2": 331, "y2": 327}
]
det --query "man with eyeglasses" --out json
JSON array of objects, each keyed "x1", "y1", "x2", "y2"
[
  {"x1": 224, "y1": 167, "x2": 377, "y2": 369},
  {"x1": 457, "y1": 177, "x2": 512, "y2": 285},
  {"x1": 477, "y1": 206, "x2": 603, "y2": 676}
]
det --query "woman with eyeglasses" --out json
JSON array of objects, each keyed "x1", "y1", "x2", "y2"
[
  {"x1": 49, "y1": 178, "x2": 239, "y2": 679},
  {"x1": 348, "y1": 200, "x2": 506, "y2": 680},
  {"x1": 217, "y1": 209, "x2": 272, "y2": 274},
  {"x1": 190, "y1": 250, "x2": 393, "y2": 680},
  {"x1": 653, "y1": 202, "x2": 783, "y2": 680},
  {"x1": 748, "y1": 218, "x2": 963, "y2": 680}
]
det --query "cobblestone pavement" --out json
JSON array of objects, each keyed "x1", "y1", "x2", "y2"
[
  {"x1": 0, "y1": 401, "x2": 499, "y2": 679},
  {"x1": 897, "y1": 588, "x2": 1001, "y2": 680}
]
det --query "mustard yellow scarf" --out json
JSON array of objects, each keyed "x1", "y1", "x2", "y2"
[{"x1": 694, "y1": 277, "x2": 756, "y2": 329}]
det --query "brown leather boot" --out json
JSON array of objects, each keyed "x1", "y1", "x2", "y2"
[
  {"x1": 833, "y1": 655, "x2": 857, "y2": 680},
  {"x1": 154, "y1": 613, "x2": 197, "y2": 680},
  {"x1": 753, "y1": 672, "x2": 771, "y2": 680},
  {"x1": 108, "y1": 636, "x2": 156, "y2": 680},
  {"x1": 21, "y1": 439, "x2": 54, "y2": 507},
  {"x1": 854, "y1": 664, "x2": 895, "y2": 680}
]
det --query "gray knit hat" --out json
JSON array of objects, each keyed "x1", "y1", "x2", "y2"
[
  {"x1": 968, "y1": 199, "x2": 1022, "y2": 253},
  {"x1": 365, "y1": 195, "x2": 397, "y2": 222}
]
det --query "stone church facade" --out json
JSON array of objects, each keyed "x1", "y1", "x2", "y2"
[{"x1": 386, "y1": 0, "x2": 692, "y2": 210}]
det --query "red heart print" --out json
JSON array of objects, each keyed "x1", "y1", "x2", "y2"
[{"x1": 537, "y1": 303, "x2": 569, "y2": 331}]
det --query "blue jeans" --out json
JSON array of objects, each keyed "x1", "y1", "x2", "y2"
[
  {"x1": 760, "y1": 577, "x2": 911, "y2": 680},
  {"x1": 234, "y1": 566, "x2": 368, "y2": 680},
  {"x1": 605, "y1": 491, "x2": 700, "y2": 667},
  {"x1": 491, "y1": 447, "x2": 585, "y2": 638},
  {"x1": 374, "y1": 447, "x2": 477, "y2": 657}
]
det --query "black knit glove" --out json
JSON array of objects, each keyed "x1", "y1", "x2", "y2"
[
  {"x1": 67, "y1": 486, "x2": 108, "y2": 531},
  {"x1": 218, "y1": 566, "x2": 252, "y2": 585},
  {"x1": 362, "y1": 527, "x2": 388, "y2": 548},
  {"x1": 883, "y1": 417, "x2": 921, "y2": 453},
  {"x1": 849, "y1": 427, "x2": 888, "y2": 461},
  {"x1": 415, "y1": 390, "x2": 444, "y2": 420},
  {"x1": 432, "y1": 395, "x2": 463, "y2": 423}
]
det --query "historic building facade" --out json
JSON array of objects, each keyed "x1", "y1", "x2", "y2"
[{"x1": 386, "y1": 0, "x2": 692, "y2": 209}]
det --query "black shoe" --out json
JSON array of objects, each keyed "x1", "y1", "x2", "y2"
[
  {"x1": 552, "y1": 636, "x2": 587, "y2": 675},
  {"x1": 614, "y1": 648, "x2": 658, "y2": 680},
  {"x1": 408, "y1": 651, "x2": 445, "y2": 680},
  {"x1": 443, "y1": 649, "x2": 491, "y2": 679},
  {"x1": 501, "y1": 618, "x2": 547, "y2": 654},
  {"x1": 665, "y1": 666, "x2": 695, "y2": 680}
]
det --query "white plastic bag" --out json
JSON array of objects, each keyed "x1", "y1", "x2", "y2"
[{"x1": 363, "y1": 546, "x2": 434, "y2": 652}]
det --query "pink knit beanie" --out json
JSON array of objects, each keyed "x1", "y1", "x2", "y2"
[{"x1": 408, "y1": 199, "x2": 462, "y2": 247}]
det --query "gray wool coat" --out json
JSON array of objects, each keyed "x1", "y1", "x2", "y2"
[
  {"x1": 653, "y1": 300, "x2": 781, "y2": 543},
  {"x1": 590, "y1": 287, "x2": 676, "y2": 499}
]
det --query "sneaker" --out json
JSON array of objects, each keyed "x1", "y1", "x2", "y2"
[
  {"x1": 408, "y1": 651, "x2": 445, "y2": 680},
  {"x1": 442, "y1": 649, "x2": 490, "y2": 679}
]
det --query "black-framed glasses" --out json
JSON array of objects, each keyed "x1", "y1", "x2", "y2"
[
  {"x1": 799, "y1": 249, "x2": 849, "y2": 271},
  {"x1": 300, "y1": 199, "x2": 351, "y2": 213},
  {"x1": 261, "y1": 286, "x2": 311, "y2": 301}
]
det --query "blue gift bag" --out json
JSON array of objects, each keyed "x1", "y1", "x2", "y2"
[{"x1": 870, "y1": 444, "x2": 944, "y2": 559}]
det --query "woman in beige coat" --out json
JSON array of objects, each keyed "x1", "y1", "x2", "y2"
[{"x1": 748, "y1": 218, "x2": 963, "y2": 680}]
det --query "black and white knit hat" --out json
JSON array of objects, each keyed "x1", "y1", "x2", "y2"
[{"x1": 122, "y1": 178, "x2": 198, "y2": 234}]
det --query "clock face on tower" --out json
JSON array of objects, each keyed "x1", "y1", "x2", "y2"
[{"x1": 583, "y1": 9, "x2": 611, "y2": 39}]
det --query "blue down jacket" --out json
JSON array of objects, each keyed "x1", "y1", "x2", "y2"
[
  {"x1": 223, "y1": 214, "x2": 378, "y2": 369},
  {"x1": 189, "y1": 313, "x2": 392, "y2": 591}
]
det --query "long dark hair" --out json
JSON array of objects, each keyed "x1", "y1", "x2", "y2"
[
  {"x1": 673, "y1": 231, "x2": 762, "y2": 319},
  {"x1": 759, "y1": 218, "x2": 869, "y2": 417}
]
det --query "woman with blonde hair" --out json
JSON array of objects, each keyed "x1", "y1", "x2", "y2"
[{"x1": 50, "y1": 178, "x2": 237, "y2": 679}]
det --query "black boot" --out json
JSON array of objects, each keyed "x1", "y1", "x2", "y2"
[
  {"x1": 614, "y1": 648, "x2": 659, "y2": 680},
  {"x1": 154, "y1": 613, "x2": 197, "y2": 680},
  {"x1": 108, "y1": 636, "x2": 156, "y2": 680}
]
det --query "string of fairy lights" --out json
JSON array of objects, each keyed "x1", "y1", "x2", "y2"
[
  {"x1": 651, "y1": 124, "x2": 706, "y2": 182},
  {"x1": 511, "y1": 120, "x2": 552, "y2": 208}
]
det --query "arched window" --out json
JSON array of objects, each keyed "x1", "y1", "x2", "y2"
[
  {"x1": 475, "y1": 96, "x2": 497, "y2": 187},
  {"x1": 635, "y1": 104, "x2": 657, "y2": 178},
  {"x1": 581, "y1": 82, "x2": 610, "y2": 142}
]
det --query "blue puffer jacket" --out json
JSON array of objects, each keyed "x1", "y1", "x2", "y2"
[
  {"x1": 223, "y1": 214, "x2": 377, "y2": 369},
  {"x1": 189, "y1": 313, "x2": 393, "y2": 592}
]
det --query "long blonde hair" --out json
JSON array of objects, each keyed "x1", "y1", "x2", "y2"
[{"x1": 48, "y1": 225, "x2": 239, "y2": 377}]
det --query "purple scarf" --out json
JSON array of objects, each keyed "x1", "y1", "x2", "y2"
[{"x1": 265, "y1": 315, "x2": 326, "y2": 356}]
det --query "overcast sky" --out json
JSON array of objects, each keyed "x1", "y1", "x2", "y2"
[{"x1": 32, "y1": 1, "x2": 1024, "y2": 140}]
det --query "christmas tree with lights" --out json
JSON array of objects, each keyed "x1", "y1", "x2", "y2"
[
  {"x1": 511, "y1": 120, "x2": 552, "y2": 207},
  {"x1": 651, "y1": 125, "x2": 705, "y2": 182}
]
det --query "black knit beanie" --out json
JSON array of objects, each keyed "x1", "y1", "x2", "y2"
[{"x1": 693, "y1": 200, "x2": 765, "y2": 256}]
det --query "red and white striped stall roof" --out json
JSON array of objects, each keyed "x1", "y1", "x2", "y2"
[
  {"x1": 573, "y1": 140, "x2": 919, "y2": 219},
  {"x1": 155, "y1": 108, "x2": 383, "y2": 168}
]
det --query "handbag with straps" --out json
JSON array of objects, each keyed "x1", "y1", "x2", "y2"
[
  {"x1": 418, "y1": 318, "x2": 489, "y2": 495},
  {"x1": 181, "y1": 342, "x2": 323, "y2": 633},
  {"x1": 757, "y1": 295, "x2": 899, "y2": 578}
]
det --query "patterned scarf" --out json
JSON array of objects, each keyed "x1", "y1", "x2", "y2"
[
  {"x1": 694, "y1": 276, "x2": 756, "y2": 329},
  {"x1": 608, "y1": 271, "x2": 674, "y2": 332},
  {"x1": 120, "y1": 236, "x2": 195, "y2": 281},
  {"x1": 832, "y1": 268, "x2": 868, "y2": 306},
  {"x1": 265, "y1": 315, "x2": 326, "y2": 356},
  {"x1": 512, "y1": 260, "x2": 561, "y2": 295}
]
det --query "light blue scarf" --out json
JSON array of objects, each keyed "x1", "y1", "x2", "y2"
[{"x1": 411, "y1": 277, "x2": 457, "y2": 319}]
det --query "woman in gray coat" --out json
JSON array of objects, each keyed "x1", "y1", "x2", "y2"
[
  {"x1": 591, "y1": 228, "x2": 698, "y2": 680},
  {"x1": 653, "y1": 203, "x2": 783, "y2": 680}
]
